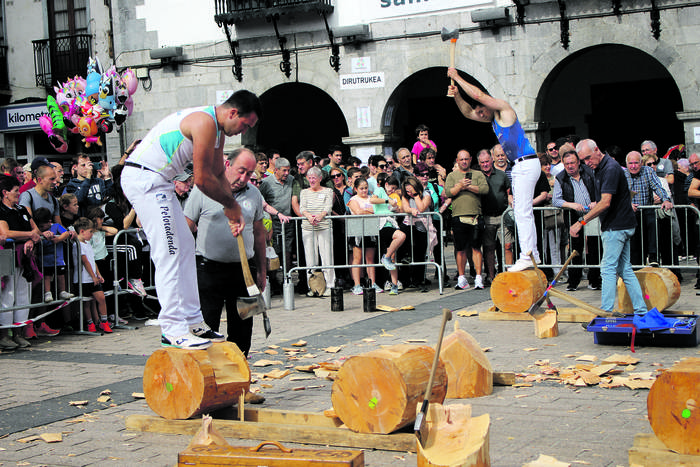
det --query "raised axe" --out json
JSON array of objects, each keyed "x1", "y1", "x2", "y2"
[
  {"x1": 236, "y1": 235, "x2": 272, "y2": 337},
  {"x1": 415, "y1": 307, "x2": 452, "y2": 446},
  {"x1": 441, "y1": 27, "x2": 459, "y2": 96},
  {"x1": 527, "y1": 250, "x2": 578, "y2": 318}
]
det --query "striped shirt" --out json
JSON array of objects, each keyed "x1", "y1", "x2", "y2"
[
  {"x1": 299, "y1": 187, "x2": 333, "y2": 231},
  {"x1": 552, "y1": 175, "x2": 591, "y2": 208},
  {"x1": 623, "y1": 166, "x2": 671, "y2": 206}
]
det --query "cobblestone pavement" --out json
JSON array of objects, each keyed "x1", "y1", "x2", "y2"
[{"x1": 0, "y1": 262, "x2": 698, "y2": 467}]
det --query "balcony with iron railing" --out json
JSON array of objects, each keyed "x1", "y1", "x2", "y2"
[
  {"x1": 32, "y1": 34, "x2": 92, "y2": 88},
  {"x1": 214, "y1": 0, "x2": 333, "y2": 24}
]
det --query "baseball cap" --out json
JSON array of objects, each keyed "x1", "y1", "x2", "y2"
[
  {"x1": 173, "y1": 172, "x2": 193, "y2": 182},
  {"x1": 30, "y1": 157, "x2": 52, "y2": 172}
]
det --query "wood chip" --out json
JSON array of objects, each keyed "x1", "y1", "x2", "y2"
[
  {"x1": 39, "y1": 433, "x2": 62, "y2": 443},
  {"x1": 481, "y1": 347, "x2": 492, "y2": 352},
  {"x1": 575, "y1": 355, "x2": 598, "y2": 362},
  {"x1": 456, "y1": 309, "x2": 478, "y2": 317},
  {"x1": 294, "y1": 364, "x2": 319, "y2": 373},
  {"x1": 376, "y1": 305, "x2": 399, "y2": 312},
  {"x1": 523, "y1": 347, "x2": 539, "y2": 352},
  {"x1": 17, "y1": 435, "x2": 41, "y2": 443},
  {"x1": 252, "y1": 359, "x2": 283, "y2": 367},
  {"x1": 289, "y1": 376, "x2": 315, "y2": 381},
  {"x1": 131, "y1": 392, "x2": 145, "y2": 399},
  {"x1": 534, "y1": 359, "x2": 550, "y2": 366},
  {"x1": 379, "y1": 329, "x2": 393, "y2": 337},
  {"x1": 578, "y1": 371, "x2": 601, "y2": 385},
  {"x1": 590, "y1": 364, "x2": 617, "y2": 376},
  {"x1": 314, "y1": 368, "x2": 335, "y2": 380},
  {"x1": 69, "y1": 400, "x2": 89, "y2": 407},
  {"x1": 263, "y1": 349, "x2": 279, "y2": 355},
  {"x1": 97, "y1": 395, "x2": 111, "y2": 403},
  {"x1": 99, "y1": 389, "x2": 111, "y2": 396},
  {"x1": 628, "y1": 372, "x2": 654, "y2": 380},
  {"x1": 404, "y1": 339, "x2": 427, "y2": 343},
  {"x1": 291, "y1": 340, "x2": 307, "y2": 347},
  {"x1": 260, "y1": 383, "x2": 274, "y2": 388},
  {"x1": 602, "y1": 354, "x2": 639, "y2": 365},
  {"x1": 513, "y1": 383, "x2": 533, "y2": 388},
  {"x1": 623, "y1": 378, "x2": 654, "y2": 390},
  {"x1": 268, "y1": 345, "x2": 280, "y2": 349},
  {"x1": 323, "y1": 346, "x2": 342, "y2": 353},
  {"x1": 318, "y1": 361, "x2": 342, "y2": 371},
  {"x1": 263, "y1": 369, "x2": 291, "y2": 379},
  {"x1": 362, "y1": 338, "x2": 377, "y2": 342},
  {"x1": 399, "y1": 305, "x2": 415, "y2": 310},
  {"x1": 523, "y1": 454, "x2": 571, "y2": 466}
]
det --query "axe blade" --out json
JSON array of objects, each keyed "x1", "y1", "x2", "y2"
[{"x1": 441, "y1": 27, "x2": 459, "y2": 42}]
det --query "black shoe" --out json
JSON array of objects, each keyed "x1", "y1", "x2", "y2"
[
  {"x1": 566, "y1": 285, "x2": 578, "y2": 291},
  {"x1": 694, "y1": 280, "x2": 700, "y2": 290},
  {"x1": 587, "y1": 284, "x2": 601, "y2": 290}
]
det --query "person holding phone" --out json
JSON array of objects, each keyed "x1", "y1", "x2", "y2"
[
  {"x1": 444, "y1": 149, "x2": 489, "y2": 290},
  {"x1": 62, "y1": 153, "x2": 114, "y2": 216}
]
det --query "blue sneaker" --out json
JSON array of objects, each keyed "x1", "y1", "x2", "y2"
[
  {"x1": 381, "y1": 255, "x2": 396, "y2": 271},
  {"x1": 389, "y1": 284, "x2": 399, "y2": 295},
  {"x1": 372, "y1": 283, "x2": 384, "y2": 294},
  {"x1": 189, "y1": 322, "x2": 225, "y2": 342},
  {"x1": 161, "y1": 333, "x2": 212, "y2": 349},
  {"x1": 351, "y1": 285, "x2": 363, "y2": 295}
]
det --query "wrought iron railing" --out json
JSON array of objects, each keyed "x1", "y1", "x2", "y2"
[
  {"x1": 32, "y1": 34, "x2": 92, "y2": 88},
  {"x1": 215, "y1": 0, "x2": 333, "y2": 24}
]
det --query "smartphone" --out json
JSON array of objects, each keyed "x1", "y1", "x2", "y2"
[{"x1": 464, "y1": 172, "x2": 472, "y2": 180}]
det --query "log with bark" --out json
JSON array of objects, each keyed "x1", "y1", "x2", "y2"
[
  {"x1": 617, "y1": 267, "x2": 680, "y2": 313},
  {"x1": 416, "y1": 403, "x2": 490, "y2": 467},
  {"x1": 439, "y1": 321, "x2": 493, "y2": 398},
  {"x1": 331, "y1": 344, "x2": 447, "y2": 434},
  {"x1": 647, "y1": 357, "x2": 700, "y2": 455},
  {"x1": 143, "y1": 342, "x2": 250, "y2": 420},
  {"x1": 490, "y1": 270, "x2": 547, "y2": 313}
]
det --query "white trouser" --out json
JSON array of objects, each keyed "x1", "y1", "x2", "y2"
[
  {"x1": 121, "y1": 167, "x2": 202, "y2": 337},
  {"x1": 0, "y1": 268, "x2": 30, "y2": 327},
  {"x1": 511, "y1": 157, "x2": 541, "y2": 261},
  {"x1": 302, "y1": 228, "x2": 335, "y2": 287}
]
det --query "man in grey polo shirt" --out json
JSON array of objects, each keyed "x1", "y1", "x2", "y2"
[{"x1": 185, "y1": 148, "x2": 266, "y2": 355}]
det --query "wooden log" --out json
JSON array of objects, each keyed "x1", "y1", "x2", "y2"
[
  {"x1": 417, "y1": 403, "x2": 490, "y2": 467},
  {"x1": 440, "y1": 321, "x2": 493, "y2": 398},
  {"x1": 331, "y1": 344, "x2": 447, "y2": 434},
  {"x1": 647, "y1": 357, "x2": 700, "y2": 455},
  {"x1": 492, "y1": 372, "x2": 515, "y2": 386},
  {"x1": 534, "y1": 310, "x2": 559, "y2": 338},
  {"x1": 143, "y1": 342, "x2": 250, "y2": 420},
  {"x1": 629, "y1": 433, "x2": 700, "y2": 467},
  {"x1": 617, "y1": 267, "x2": 681, "y2": 313},
  {"x1": 490, "y1": 270, "x2": 546, "y2": 313}
]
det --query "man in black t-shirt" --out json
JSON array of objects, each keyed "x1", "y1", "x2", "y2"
[{"x1": 570, "y1": 139, "x2": 647, "y2": 315}]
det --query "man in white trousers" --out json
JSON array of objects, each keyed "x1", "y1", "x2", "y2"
[
  {"x1": 122, "y1": 90, "x2": 262, "y2": 349},
  {"x1": 448, "y1": 67, "x2": 541, "y2": 271}
]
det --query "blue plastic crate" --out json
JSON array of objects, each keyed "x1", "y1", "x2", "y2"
[{"x1": 585, "y1": 314, "x2": 698, "y2": 347}]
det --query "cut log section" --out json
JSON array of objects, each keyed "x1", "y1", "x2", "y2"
[
  {"x1": 647, "y1": 357, "x2": 700, "y2": 455},
  {"x1": 440, "y1": 321, "x2": 493, "y2": 398},
  {"x1": 617, "y1": 267, "x2": 681, "y2": 313},
  {"x1": 143, "y1": 342, "x2": 250, "y2": 420},
  {"x1": 417, "y1": 403, "x2": 490, "y2": 467},
  {"x1": 331, "y1": 344, "x2": 447, "y2": 434},
  {"x1": 534, "y1": 310, "x2": 559, "y2": 338},
  {"x1": 490, "y1": 270, "x2": 547, "y2": 313}
]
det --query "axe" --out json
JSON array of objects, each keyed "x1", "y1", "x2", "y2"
[
  {"x1": 441, "y1": 27, "x2": 459, "y2": 96},
  {"x1": 527, "y1": 250, "x2": 578, "y2": 318}
]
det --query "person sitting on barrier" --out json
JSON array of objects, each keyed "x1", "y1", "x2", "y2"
[
  {"x1": 348, "y1": 177, "x2": 381, "y2": 295},
  {"x1": 399, "y1": 175, "x2": 434, "y2": 290},
  {"x1": 0, "y1": 174, "x2": 41, "y2": 349},
  {"x1": 33, "y1": 207, "x2": 74, "y2": 304},
  {"x1": 72, "y1": 217, "x2": 112, "y2": 334},
  {"x1": 372, "y1": 174, "x2": 405, "y2": 295}
]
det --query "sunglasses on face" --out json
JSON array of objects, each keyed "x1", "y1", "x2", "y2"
[
  {"x1": 417, "y1": 172, "x2": 429, "y2": 176},
  {"x1": 331, "y1": 173, "x2": 344, "y2": 179},
  {"x1": 378, "y1": 164, "x2": 387, "y2": 169}
]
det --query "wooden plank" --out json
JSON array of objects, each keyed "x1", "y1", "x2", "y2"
[
  {"x1": 479, "y1": 307, "x2": 595, "y2": 323},
  {"x1": 239, "y1": 407, "x2": 344, "y2": 428},
  {"x1": 126, "y1": 414, "x2": 416, "y2": 452},
  {"x1": 628, "y1": 433, "x2": 700, "y2": 467},
  {"x1": 492, "y1": 372, "x2": 515, "y2": 386}
]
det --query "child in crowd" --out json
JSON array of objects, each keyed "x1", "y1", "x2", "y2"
[
  {"x1": 32, "y1": 207, "x2": 74, "y2": 303},
  {"x1": 86, "y1": 207, "x2": 123, "y2": 327},
  {"x1": 71, "y1": 217, "x2": 112, "y2": 333},
  {"x1": 59, "y1": 193, "x2": 79, "y2": 228}
]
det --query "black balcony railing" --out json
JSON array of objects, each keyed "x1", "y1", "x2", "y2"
[
  {"x1": 214, "y1": 0, "x2": 333, "y2": 25},
  {"x1": 32, "y1": 34, "x2": 92, "y2": 88},
  {"x1": 0, "y1": 46, "x2": 9, "y2": 91}
]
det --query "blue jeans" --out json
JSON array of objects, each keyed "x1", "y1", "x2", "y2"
[{"x1": 600, "y1": 228, "x2": 647, "y2": 314}]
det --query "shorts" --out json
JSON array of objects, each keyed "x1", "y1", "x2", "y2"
[
  {"x1": 354, "y1": 235, "x2": 377, "y2": 249},
  {"x1": 74, "y1": 282, "x2": 103, "y2": 296},
  {"x1": 43, "y1": 265, "x2": 67, "y2": 276},
  {"x1": 452, "y1": 215, "x2": 484, "y2": 251},
  {"x1": 379, "y1": 226, "x2": 397, "y2": 254}
]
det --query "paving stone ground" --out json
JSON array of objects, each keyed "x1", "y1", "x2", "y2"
[{"x1": 0, "y1": 257, "x2": 698, "y2": 467}]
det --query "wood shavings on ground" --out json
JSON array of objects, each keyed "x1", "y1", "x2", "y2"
[
  {"x1": 263, "y1": 349, "x2": 279, "y2": 355},
  {"x1": 97, "y1": 395, "x2": 111, "y2": 403},
  {"x1": 380, "y1": 329, "x2": 393, "y2": 337},
  {"x1": 39, "y1": 433, "x2": 62, "y2": 443},
  {"x1": 253, "y1": 359, "x2": 283, "y2": 367},
  {"x1": 294, "y1": 364, "x2": 319, "y2": 372},
  {"x1": 69, "y1": 400, "x2": 89, "y2": 407},
  {"x1": 323, "y1": 346, "x2": 342, "y2": 353},
  {"x1": 575, "y1": 355, "x2": 598, "y2": 362},
  {"x1": 523, "y1": 454, "x2": 571, "y2": 466},
  {"x1": 262, "y1": 369, "x2": 291, "y2": 379},
  {"x1": 602, "y1": 354, "x2": 639, "y2": 365},
  {"x1": 404, "y1": 339, "x2": 427, "y2": 344},
  {"x1": 523, "y1": 348, "x2": 540, "y2": 352},
  {"x1": 291, "y1": 340, "x2": 307, "y2": 347},
  {"x1": 131, "y1": 392, "x2": 145, "y2": 399},
  {"x1": 456, "y1": 309, "x2": 478, "y2": 317},
  {"x1": 362, "y1": 338, "x2": 377, "y2": 342}
]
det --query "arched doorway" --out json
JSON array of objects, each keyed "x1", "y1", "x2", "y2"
[
  {"x1": 246, "y1": 83, "x2": 349, "y2": 159},
  {"x1": 537, "y1": 44, "x2": 684, "y2": 158},
  {"x1": 382, "y1": 67, "x2": 498, "y2": 169}
]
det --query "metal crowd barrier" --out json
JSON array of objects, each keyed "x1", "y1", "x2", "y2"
[
  {"x1": 277, "y1": 211, "x2": 445, "y2": 310},
  {"x1": 499, "y1": 204, "x2": 700, "y2": 271}
]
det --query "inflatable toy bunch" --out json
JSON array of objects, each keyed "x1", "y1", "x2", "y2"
[{"x1": 40, "y1": 56, "x2": 138, "y2": 152}]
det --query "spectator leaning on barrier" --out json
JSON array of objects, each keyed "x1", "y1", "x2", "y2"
[
  {"x1": 478, "y1": 149, "x2": 511, "y2": 285},
  {"x1": 552, "y1": 144, "x2": 601, "y2": 291},
  {"x1": 571, "y1": 139, "x2": 647, "y2": 316},
  {"x1": 0, "y1": 174, "x2": 41, "y2": 349}
]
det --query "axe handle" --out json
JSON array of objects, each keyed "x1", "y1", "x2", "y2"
[
  {"x1": 449, "y1": 40, "x2": 456, "y2": 85},
  {"x1": 237, "y1": 235, "x2": 260, "y2": 296}
]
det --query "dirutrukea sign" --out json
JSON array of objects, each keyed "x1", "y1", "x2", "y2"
[
  {"x1": 340, "y1": 72, "x2": 385, "y2": 90},
  {"x1": 0, "y1": 103, "x2": 47, "y2": 132},
  {"x1": 337, "y1": 0, "x2": 480, "y2": 24}
]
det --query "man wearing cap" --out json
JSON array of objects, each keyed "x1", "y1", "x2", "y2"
[
  {"x1": 19, "y1": 157, "x2": 52, "y2": 194},
  {"x1": 173, "y1": 169, "x2": 194, "y2": 208}
]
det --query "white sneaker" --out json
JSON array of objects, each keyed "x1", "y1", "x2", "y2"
[
  {"x1": 128, "y1": 278, "x2": 147, "y2": 297},
  {"x1": 161, "y1": 333, "x2": 212, "y2": 349},
  {"x1": 189, "y1": 322, "x2": 225, "y2": 342},
  {"x1": 322, "y1": 288, "x2": 332, "y2": 297},
  {"x1": 384, "y1": 281, "x2": 392, "y2": 291},
  {"x1": 397, "y1": 281, "x2": 404, "y2": 291},
  {"x1": 44, "y1": 292, "x2": 54, "y2": 303},
  {"x1": 58, "y1": 291, "x2": 74, "y2": 300},
  {"x1": 508, "y1": 257, "x2": 536, "y2": 272},
  {"x1": 474, "y1": 275, "x2": 484, "y2": 290},
  {"x1": 455, "y1": 275, "x2": 469, "y2": 290}
]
